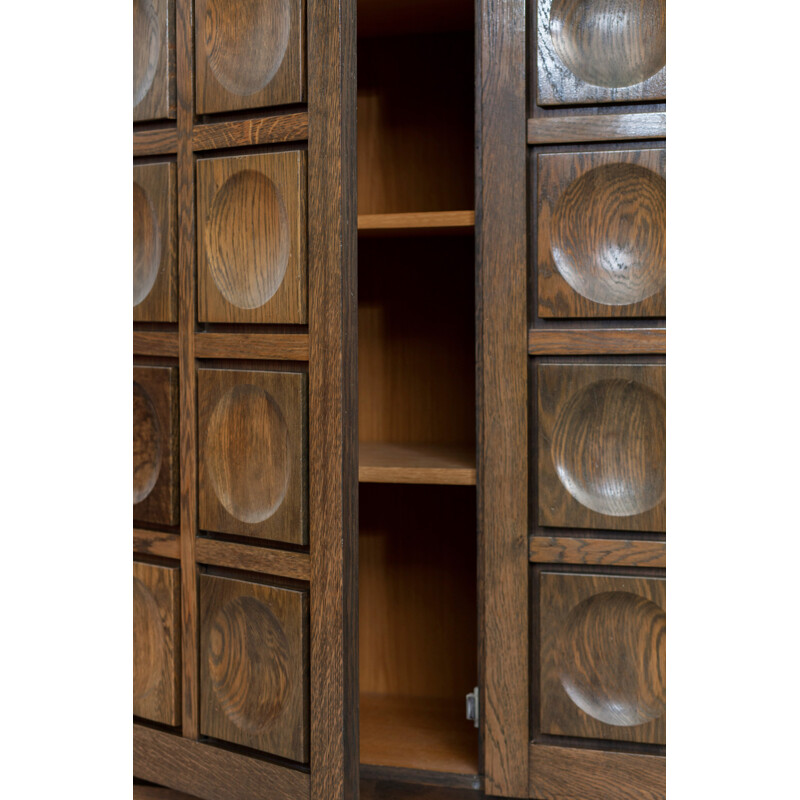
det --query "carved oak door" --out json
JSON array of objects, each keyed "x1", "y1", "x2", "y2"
[{"x1": 133, "y1": 2, "x2": 358, "y2": 799}]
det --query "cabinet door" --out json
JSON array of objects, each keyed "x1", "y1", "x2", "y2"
[{"x1": 133, "y1": 2, "x2": 357, "y2": 799}]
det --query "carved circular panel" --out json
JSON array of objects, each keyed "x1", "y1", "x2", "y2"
[
  {"x1": 550, "y1": 163, "x2": 665, "y2": 306},
  {"x1": 551, "y1": 378, "x2": 665, "y2": 517},
  {"x1": 549, "y1": 0, "x2": 666, "y2": 89},
  {"x1": 207, "y1": 596, "x2": 291, "y2": 732},
  {"x1": 133, "y1": 577, "x2": 164, "y2": 700},
  {"x1": 133, "y1": 382, "x2": 162, "y2": 504},
  {"x1": 556, "y1": 591, "x2": 665, "y2": 726},
  {"x1": 205, "y1": 170, "x2": 290, "y2": 310},
  {"x1": 204, "y1": 0, "x2": 291, "y2": 96},
  {"x1": 133, "y1": 0, "x2": 161, "y2": 106},
  {"x1": 206, "y1": 384, "x2": 291, "y2": 523},
  {"x1": 133, "y1": 181, "x2": 162, "y2": 306}
]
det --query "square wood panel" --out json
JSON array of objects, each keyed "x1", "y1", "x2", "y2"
[
  {"x1": 197, "y1": 151, "x2": 307, "y2": 324},
  {"x1": 198, "y1": 368, "x2": 307, "y2": 544},
  {"x1": 539, "y1": 571, "x2": 665, "y2": 744},
  {"x1": 535, "y1": 0, "x2": 666, "y2": 106},
  {"x1": 195, "y1": 0, "x2": 306, "y2": 114},
  {"x1": 200, "y1": 573, "x2": 308, "y2": 761},
  {"x1": 133, "y1": 561, "x2": 181, "y2": 725},
  {"x1": 134, "y1": 0, "x2": 175, "y2": 120},
  {"x1": 134, "y1": 162, "x2": 177, "y2": 322},
  {"x1": 134, "y1": 366, "x2": 179, "y2": 526},
  {"x1": 537, "y1": 363, "x2": 665, "y2": 532},
  {"x1": 536, "y1": 148, "x2": 665, "y2": 319}
]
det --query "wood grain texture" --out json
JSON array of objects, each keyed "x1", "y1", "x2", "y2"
[
  {"x1": 357, "y1": 211, "x2": 475, "y2": 236},
  {"x1": 529, "y1": 536, "x2": 665, "y2": 568},
  {"x1": 536, "y1": 148, "x2": 666, "y2": 319},
  {"x1": 134, "y1": 126, "x2": 178, "y2": 156},
  {"x1": 134, "y1": 528, "x2": 181, "y2": 559},
  {"x1": 539, "y1": 572, "x2": 665, "y2": 744},
  {"x1": 197, "y1": 151, "x2": 307, "y2": 324},
  {"x1": 359, "y1": 442, "x2": 476, "y2": 485},
  {"x1": 357, "y1": 33, "x2": 473, "y2": 214},
  {"x1": 194, "y1": 333, "x2": 309, "y2": 361},
  {"x1": 307, "y1": 0, "x2": 359, "y2": 797},
  {"x1": 528, "y1": 112, "x2": 666, "y2": 145},
  {"x1": 535, "y1": 0, "x2": 666, "y2": 106},
  {"x1": 529, "y1": 743, "x2": 665, "y2": 800},
  {"x1": 537, "y1": 363, "x2": 666, "y2": 532},
  {"x1": 193, "y1": 112, "x2": 309, "y2": 151},
  {"x1": 199, "y1": 573, "x2": 308, "y2": 760},
  {"x1": 133, "y1": 561, "x2": 181, "y2": 725},
  {"x1": 134, "y1": 366, "x2": 179, "y2": 526},
  {"x1": 359, "y1": 766, "x2": 482, "y2": 792},
  {"x1": 134, "y1": 332, "x2": 180, "y2": 358},
  {"x1": 196, "y1": 537, "x2": 310, "y2": 581},
  {"x1": 133, "y1": 724, "x2": 310, "y2": 800},
  {"x1": 197, "y1": 368, "x2": 307, "y2": 544},
  {"x1": 134, "y1": 0, "x2": 175, "y2": 121},
  {"x1": 528, "y1": 328, "x2": 665, "y2": 356},
  {"x1": 360, "y1": 694, "x2": 478, "y2": 776},
  {"x1": 477, "y1": 0, "x2": 530, "y2": 793},
  {"x1": 195, "y1": 0, "x2": 305, "y2": 114},
  {"x1": 134, "y1": 162, "x2": 177, "y2": 322}
]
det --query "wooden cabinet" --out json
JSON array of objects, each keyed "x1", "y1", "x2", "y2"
[{"x1": 133, "y1": 1, "x2": 665, "y2": 798}]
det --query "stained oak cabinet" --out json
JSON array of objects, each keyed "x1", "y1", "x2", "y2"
[{"x1": 133, "y1": 1, "x2": 666, "y2": 799}]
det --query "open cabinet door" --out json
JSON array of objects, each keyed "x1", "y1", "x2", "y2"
[{"x1": 133, "y1": 1, "x2": 358, "y2": 799}]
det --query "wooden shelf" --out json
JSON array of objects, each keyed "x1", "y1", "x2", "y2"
[
  {"x1": 359, "y1": 442, "x2": 476, "y2": 485},
  {"x1": 358, "y1": 211, "x2": 475, "y2": 237},
  {"x1": 360, "y1": 693, "x2": 479, "y2": 775}
]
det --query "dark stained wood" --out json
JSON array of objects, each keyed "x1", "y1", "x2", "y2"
[
  {"x1": 529, "y1": 743, "x2": 665, "y2": 800},
  {"x1": 134, "y1": 366, "x2": 179, "y2": 526},
  {"x1": 476, "y1": 0, "x2": 529, "y2": 794},
  {"x1": 133, "y1": 561, "x2": 181, "y2": 725},
  {"x1": 307, "y1": 0, "x2": 359, "y2": 796},
  {"x1": 134, "y1": 0, "x2": 175, "y2": 121},
  {"x1": 538, "y1": 572, "x2": 665, "y2": 744},
  {"x1": 529, "y1": 536, "x2": 665, "y2": 568},
  {"x1": 537, "y1": 363, "x2": 666, "y2": 532},
  {"x1": 197, "y1": 150, "x2": 307, "y2": 324},
  {"x1": 528, "y1": 328, "x2": 665, "y2": 356},
  {"x1": 360, "y1": 765, "x2": 481, "y2": 792},
  {"x1": 134, "y1": 528, "x2": 181, "y2": 559},
  {"x1": 134, "y1": 127, "x2": 179, "y2": 156},
  {"x1": 536, "y1": 147, "x2": 666, "y2": 319},
  {"x1": 196, "y1": 537, "x2": 311, "y2": 581},
  {"x1": 134, "y1": 332, "x2": 180, "y2": 358},
  {"x1": 133, "y1": 785, "x2": 198, "y2": 800},
  {"x1": 194, "y1": 333, "x2": 309, "y2": 361},
  {"x1": 133, "y1": 724, "x2": 310, "y2": 800},
  {"x1": 528, "y1": 112, "x2": 666, "y2": 145},
  {"x1": 192, "y1": 112, "x2": 309, "y2": 151},
  {"x1": 134, "y1": 162, "x2": 177, "y2": 322},
  {"x1": 358, "y1": 442, "x2": 476, "y2": 485},
  {"x1": 195, "y1": 0, "x2": 305, "y2": 114},
  {"x1": 197, "y1": 368, "x2": 307, "y2": 544},
  {"x1": 535, "y1": 0, "x2": 666, "y2": 106},
  {"x1": 199, "y1": 573, "x2": 309, "y2": 761}
]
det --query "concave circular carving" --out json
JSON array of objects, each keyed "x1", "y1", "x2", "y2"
[
  {"x1": 551, "y1": 163, "x2": 665, "y2": 306},
  {"x1": 551, "y1": 378, "x2": 665, "y2": 516},
  {"x1": 208, "y1": 596, "x2": 291, "y2": 731},
  {"x1": 205, "y1": 170, "x2": 290, "y2": 310},
  {"x1": 133, "y1": 0, "x2": 161, "y2": 106},
  {"x1": 556, "y1": 591, "x2": 665, "y2": 726},
  {"x1": 549, "y1": 0, "x2": 666, "y2": 89},
  {"x1": 204, "y1": 0, "x2": 291, "y2": 96},
  {"x1": 206, "y1": 384, "x2": 291, "y2": 523},
  {"x1": 133, "y1": 577, "x2": 164, "y2": 700},
  {"x1": 133, "y1": 181, "x2": 162, "y2": 306},
  {"x1": 133, "y1": 382, "x2": 162, "y2": 505}
]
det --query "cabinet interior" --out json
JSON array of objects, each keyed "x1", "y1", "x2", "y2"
[{"x1": 357, "y1": 0, "x2": 479, "y2": 779}]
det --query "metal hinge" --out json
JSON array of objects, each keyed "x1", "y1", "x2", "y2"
[{"x1": 466, "y1": 686, "x2": 479, "y2": 728}]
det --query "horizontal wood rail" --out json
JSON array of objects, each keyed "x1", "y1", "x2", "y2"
[
  {"x1": 528, "y1": 112, "x2": 666, "y2": 145},
  {"x1": 528, "y1": 328, "x2": 665, "y2": 356},
  {"x1": 134, "y1": 127, "x2": 178, "y2": 156},
  {"x1": 133, "y1": 529, "x2": 181, "y2": 560},
  {"x1": 192, "y1": 111, "x2": 309, "y2": 151},
  {"x1": 133, "y1": 332, "x2": 180, "y2": 358},
  {"x1": 195, "y1": 333, "x2": 309, "y2": 361},
  {"x1": 196, "y1": 538, "x2": 311, "y2": 581},
  {"x1": 529, "y1": 536, "x2": 666, "y2": 568}
]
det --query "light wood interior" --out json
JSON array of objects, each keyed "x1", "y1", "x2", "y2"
[{"x1": 357, "y1": 1, "x2": 478, "y2": 778}]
